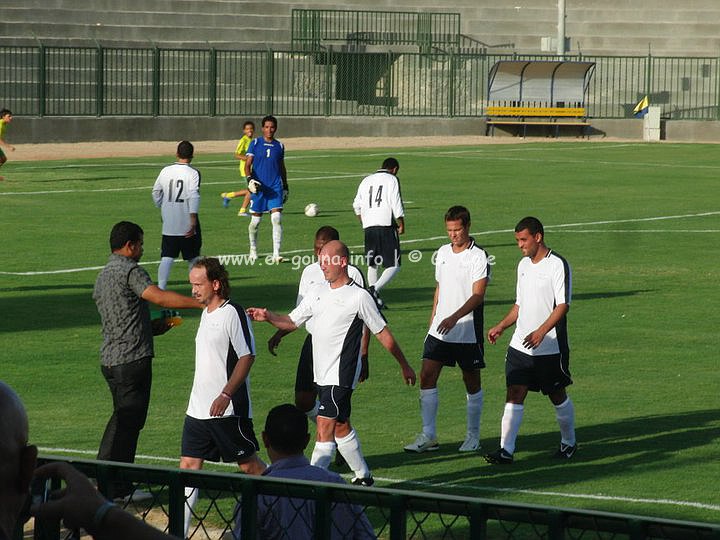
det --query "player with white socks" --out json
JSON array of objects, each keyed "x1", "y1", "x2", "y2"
[
  {"x1": 485, "y1": 216, "x2": 576, "y2": 464},
  {"x1": 404, "y1": 206, "x2": 490, "y2": 454},
  {"x1": 151, "y1": 140, "x2": 201, "y2": 289},
  {"x1": 179, "y1": 258, "x2": 266, "y2": 537},
  {"x1": 247, "y1": 241, "x2": 416, "y2": 486},
  {"x1": 353, "y1": 157, "x2": 405, "y2": 308},
  {"x1": 245, "y1": 115, "x2": 288, "y2": 263}
]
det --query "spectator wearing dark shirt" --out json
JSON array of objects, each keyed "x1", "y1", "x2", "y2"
[{"x1": 234, "y1": 404, "x2": 376, "y2": 539}]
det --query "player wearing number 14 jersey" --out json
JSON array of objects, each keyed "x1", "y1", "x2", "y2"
[
  {"x1": 352, "y1": 157, "x2": 405, "y2": 307},
  {"x1": 152, "y1": 140, "x2": 202, "y2": 289}
]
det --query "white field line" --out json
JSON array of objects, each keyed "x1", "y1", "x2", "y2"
[
  {"x1": 38, "y1": 446, "x2": 720, "y2": 512},
  {"x1": 1, "y1": 212, "x2": 718, "y2": 276}
]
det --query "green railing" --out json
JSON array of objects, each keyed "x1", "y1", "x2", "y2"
[
  {"x1": 23, "y1": 455, "x2": 720, "y2": 540},
  {"x1": 2, "y1": 44, "x2": 720, "y2": 120},
  {"x1": 290, "y1": 9, "x2": 461, "y2": 54}
]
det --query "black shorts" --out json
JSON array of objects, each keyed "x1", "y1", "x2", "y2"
[
  {"x1": 161, "y1": 224, "x2": 202, "y2": 260},
  {"x1": 505, "y1": 347, "x2": 573, "y2": 395},
  {"x1": 364, "y1": 226, "x2": 400, "y2": 268},
  {"x1": 422, "y1": 334, "x2": 485, "y2": 371},
  {"x1": 294, "y1": 334, "x2": 314, "y2": 393},
  {"x1": 316, "y1": 385, "x2": 353, "y2": 422},
  {"x1": 181, "y1": 415, "x2": 259, "y2": 463}
]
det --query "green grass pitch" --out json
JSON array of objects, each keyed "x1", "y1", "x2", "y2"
[{"x1": 1, "y1": 141, "x2": 718, "y2": 525}]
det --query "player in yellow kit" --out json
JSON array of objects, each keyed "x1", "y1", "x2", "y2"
[{"x1": 221, "y1": 121, "x2": 255, "y2": 216}]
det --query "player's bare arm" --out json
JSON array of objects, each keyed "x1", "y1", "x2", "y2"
[
  {"x1": 522, "y1": 303, "x2": 570, "y2": 349},
  {"x1": 267, "y1": 328, "x2": 291, "y2": 356},
  {"x1": 487, "y1": 304, "x2": 520, "y2": 345},
  {"x1": 246, "y1": 307, "x2": 298, "y2": 332},
  {"x1": 437, "y1": 278, "x2": 488, "y2": 335},
  {"x1": 428, "y1": 284, "x2": 440, "y2": 327},
  {"x1": 396, "y1": 216, "x2": 405, "y2": 235},
  {"x1": 185, "y1": 213, "x2": 198, "y2": 238},
  {"x1": 141, "y1": 285, "x2": 202, "y2": 310},
  {"x1": 374, "y1": 327, "x2": 417, "y2": 385},
  {"x1": 210, "y1": 353, "x2": 255, "y2": 416},
  {"x1": 359, "y1": 325, "x2": 370, "y2": 382}
]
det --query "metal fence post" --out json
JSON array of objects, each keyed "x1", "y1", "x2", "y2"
[
  {"x1": 314, "y1": 486, "x2": 331, "y2": 540},
  {"x1": 389, "y1": 493, "x2": 407, "y2": 540},
  {"x1": 152, "y1": 46, "x2": 160, "y2": 117},
  {"x1": 449, "y1": 49, "x2": 456, "y2": 117},
  {"x1": 266, "y1": 48, "x2": 274, "y2": 114},
  {"x1": 167, "y1": 471, "x2": 185, "y2": 537},
  {"x1": 38, "y1": 43, "x2": 46, "y2": 117},
  {"x1": 240, "y1": 478, "x2": 258, "y2": 538},
  {"x1": 96, "y1": 43, "x2": 104, "y2": 117},
  {"x1": 209, "y1": 48, "x2": 217, "y2": 117}
]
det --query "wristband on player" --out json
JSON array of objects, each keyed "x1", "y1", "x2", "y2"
[
  {"x1": 221, "y1": 391, "x2": 232, "y2": 399},
  {"x1": 92, "y1": 501, "x2": 118, "y2": 532}
]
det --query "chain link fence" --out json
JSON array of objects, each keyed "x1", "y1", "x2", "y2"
[{"x1": 20, "y1": 456, "x2": 720, "y2": 540}]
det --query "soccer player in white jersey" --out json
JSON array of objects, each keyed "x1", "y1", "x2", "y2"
[
  {"x1": 181, "y1": 257, "x2": 266, "y2": 536},
  {"x1": 151, "y1": 141, "x2": 202, "y2": 289},
  {"x1": 485, "y1": 216, "x2": 576, "y2": 464},
  {"x1": 352, "y1": 157, "x2": 405, "y2": 308},
  {"x1": 248, "y1": 241, "x2": 416, "y2": 486},
  {"x1": 404, "y1": 206, "x2": 490, "y2": 454},
  {"x1": 268, "y1": 226, "x2": 369, "y2": 421}
]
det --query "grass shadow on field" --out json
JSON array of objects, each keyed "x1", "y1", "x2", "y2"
[{"x1": 377, "y1": 409, "x2": 719, "y2": 496}]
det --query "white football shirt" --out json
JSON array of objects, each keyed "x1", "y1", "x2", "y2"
[
  {"x1": 297, "y1": 262, "x2": 365, "y2": 335},
  {"x1": 152, "y1": 162, "x2": 201, "y2": 236},
  {"x1": 289, "y1": 280, "x2": 385, "y2": 388},
  {"x1": 509, "y1": 250, "x2": 572, "y2": 356},
  {"x1": 187, "y1": 300, "x2": 255, "y2": 420},
  {"x1": 352, "y1": 170, "x2": 404, "y2": 228},
  {"x1": 428, "y1": 240, "x2": 490, "y2": 343}
]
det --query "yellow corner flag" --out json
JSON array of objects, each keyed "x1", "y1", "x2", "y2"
[{"x1": 633, "y1": 95, "x2": 649, "y2": 118}]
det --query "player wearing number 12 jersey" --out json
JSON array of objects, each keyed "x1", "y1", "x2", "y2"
[
  {"x1": 152, "y1": 140, "x2": 202, "y2": 289},
  {"x1": 352, "y1": 157, "x2": 405, "y2": 307}
]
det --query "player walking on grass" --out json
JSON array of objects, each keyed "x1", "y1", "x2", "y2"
[
  {"x1": 267, "y1": 226, "x2": 369, "y2": 422},
  {"x1": 245, "y1": 115, "x2": 288, "y2": 263},
  {"x1": 353, "y1": 157, "x2": 405, "y2": 308},
  {"x1": 181, "y1": 257, "x2": 266, "y2": 537},
  {"x1": 404, "y1": 206, "x2": 490, "y2": 454},
  {"x1": 0, "y1": 108, "x2": 15, "y2": 181},
  {"x1": 485, "y1": 216, "x2": 576, "y2": 464},
  {"x1": 221, "y1": 120, "x2": 255, "y2": 215},
  {"x1": 93, "y1": 221, "x2": 201, "y2": 499},
  {"x1": 248, "y1": 241, "x2": 416, "y2": 486},
  {"x1": 152, "y1": 140, "x2": 201, "y2": 290}
]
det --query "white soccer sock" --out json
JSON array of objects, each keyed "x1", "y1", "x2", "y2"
[
  {"x1": 367, "y1": 265, "x2": 379, "y2": 287},
  {"x1": 373, "y1": 265, "x2": 400, "y2": 291},
  {"x1": 500, "y1": 403, "x2": 524, "y2": 455},
  {"x1": 304, "y1": 401, "x2": 319, "y2": 424},
  {"x1": 183, "y1": 486, "x2": 199, "y2": 537},
  {"x1": 336, "y1": 429, "x2": 371, "y2": 479},
  {"x1": 158, "y1": 257, "x2": 174, "y2": 290},
  {"x1": 310, "y1": 440, "x2": 336, "y2": 469},
  {"x1": 466, "y1": 389, "x2": 484, "y2": 440},
  {"x1": 271, "y1": 211, "x2": 282, "y2": 258},
  {"x1": 554, "y1": 397, "x2": 576, "y2": 446},
  {"x1": 420, "y1": 387, "x2": 439, "y2": 440},
  {"x1": 248, "y1": 216, "x2": 261, "y2": 251}
]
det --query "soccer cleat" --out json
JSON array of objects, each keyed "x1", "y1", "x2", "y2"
[
  {"x1": 458, "y1": 435, "x2": 481, "y2": 453},
  {"x1": 484, "y1": 447, "x2": 514, "y2": 464},
  {"x1": 237, "y1": 207, "x2": 248, "y2": 217},
  {"x1": 368, "y1": 286, "x2": 386, "y2": 310},
  {"x1": 249, "y1": 248, "x2": 258, "y2": 262},
  {"x1": 270, "y1": 256, "x2": 286, "y2": 264},
  {"x1": 351, "y1": 476, "x2": 374, "y2": 487},
  {"x1": 553, "y1": 443, "x2": 577, "y2": 460},
  {"x1": 403, "y1": 433, "x2": 440, "y2": 453},
  {"x1": 223, "y1": 197, "x2": 231, "y2": 208}
]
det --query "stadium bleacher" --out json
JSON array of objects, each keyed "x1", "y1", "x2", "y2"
[{"x1": 3, "y1": 0, "x2": 720, "y2": 56}]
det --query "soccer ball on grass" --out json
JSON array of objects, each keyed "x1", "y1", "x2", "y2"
[{"x1": 304, "y1": 203, "x2": 319, "y2": 217}]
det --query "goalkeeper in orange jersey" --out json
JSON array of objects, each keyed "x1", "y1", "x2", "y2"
[{"x1": 221, "y1": 120, "x2": 255, "y2": 216}]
